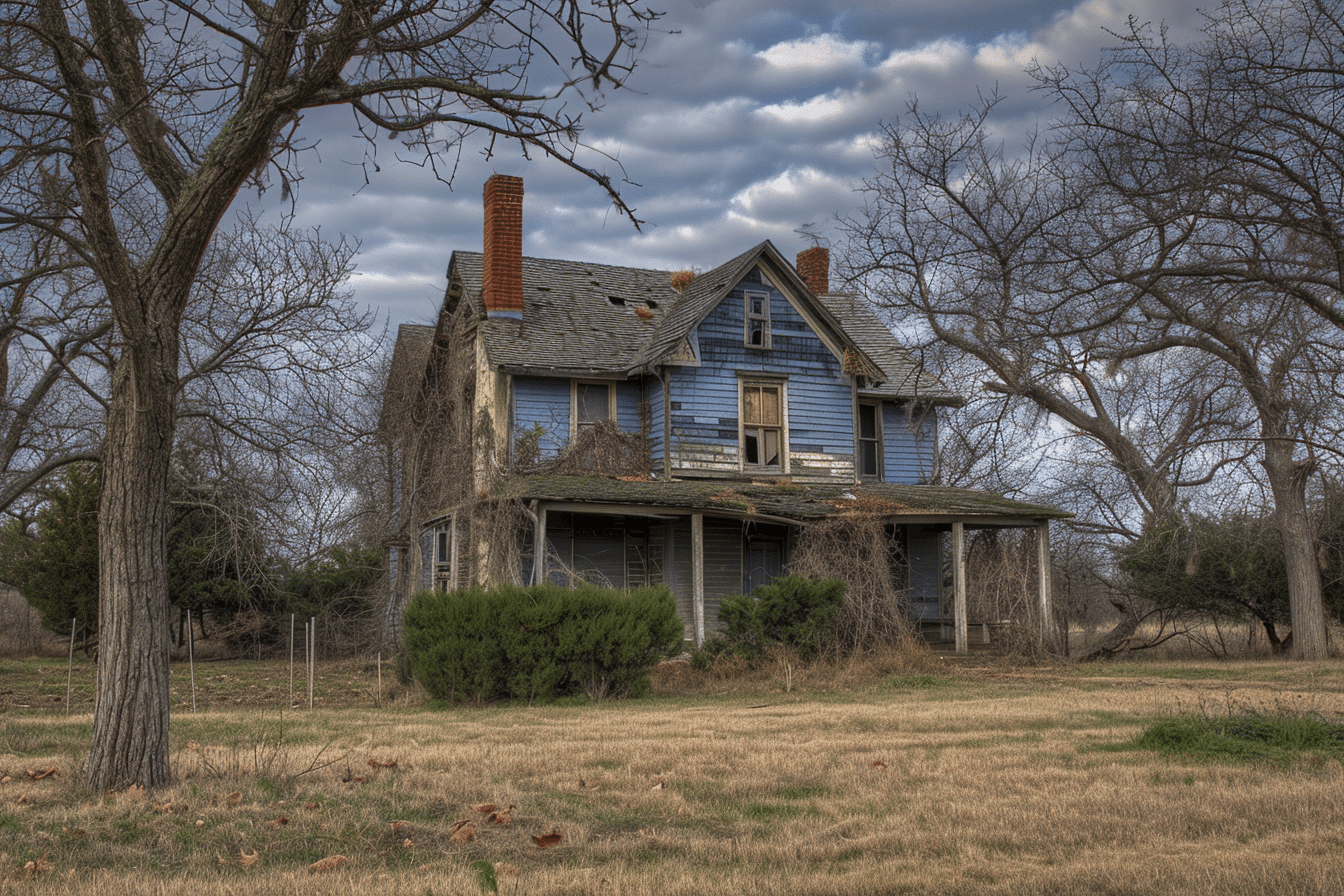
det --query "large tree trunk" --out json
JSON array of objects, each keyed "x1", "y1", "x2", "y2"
[
  {"x1": 1263, "y1": 440, "x2": 1329, "y2": 661},
  {"x1": 86, "y1": 322, "x2": 180, "y2": 792}
]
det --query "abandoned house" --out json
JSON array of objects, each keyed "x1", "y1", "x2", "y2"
[{"x1": 381, "y1": 174, "x2": 1069, "y2": 652}]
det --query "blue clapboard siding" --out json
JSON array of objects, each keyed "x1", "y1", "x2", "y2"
[
  {"x1": 882, "y1": 401, "x2": 938, "y2": 484},
  {"x1": 616, "y1": 380, "x2": 642, "y2": 433},
  {"x1": 512, "y1": 376, "x2": 572, "y2": 458},
  {"x1": 667, "y1": 270, "x2": 855, "y2": 481}
]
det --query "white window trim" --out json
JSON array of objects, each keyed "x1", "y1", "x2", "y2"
[
  {"x1": 738, "y1": 379, "x2": 789, "y2": 474},
  {"x1": 743, "y1": 290, "x2": 772, "y2": 349},
  {"x1": 570, "y1": 380, "x2": 617, "y2": 441}
]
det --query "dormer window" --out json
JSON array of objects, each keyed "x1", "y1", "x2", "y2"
[{"x1": 744, "y1": 291, "x2": 771, "y2": 349}]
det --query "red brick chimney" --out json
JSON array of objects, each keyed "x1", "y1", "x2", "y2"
[
  {"x1": 796, "y1": 246, "x2": 829, "y2": 295},
  {"x1": 482, "y1": 174, "x2": 524, "y2": 320}
]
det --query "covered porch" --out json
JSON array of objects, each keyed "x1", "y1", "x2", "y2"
[{"x1": 428, "y1": 475, "x2": 1071, "y2": 654}]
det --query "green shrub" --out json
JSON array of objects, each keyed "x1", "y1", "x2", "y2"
[
  {"x1": 712, "y1": 575, "x2": 846, "y2": 662},
  {"x1": 402, "y1": 583, "x2": 682, "y2": 703}
]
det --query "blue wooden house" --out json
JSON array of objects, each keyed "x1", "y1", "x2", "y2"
[{"x1": 382, "y1": 175, "x2": 1068, "y2": 651}]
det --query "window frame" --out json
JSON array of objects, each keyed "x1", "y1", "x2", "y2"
[
  {"x1": 571, "y1": 380, "x2": 617, "y2": 441},
  {"x1": 743, "y1": 290, "x2": 772, "y2": 349},
  {"x1": 739, "y1": 379, "x2": 788, "y2": 473},
  {"x1": 856, "y1": 400, "x2": 884, "y2": 480}
]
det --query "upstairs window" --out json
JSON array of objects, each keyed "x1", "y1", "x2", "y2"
[
  {"x1": 742, "y1": 382, "x2": 784, "y2": 470},
  {"x1": 858, "y1": 401, "x2": 883, "y2": 479},
  {"x1": 744, "y1": 291, "x2": 771, "y2": 349},
  {"x1": 573, "y1": 381, "x2": 614, "y2": 438}
]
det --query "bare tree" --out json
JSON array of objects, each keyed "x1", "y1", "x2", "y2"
[
  {"x1": 1032, "y1": 0, "x2": 1344, "y2": 658},
  {"x1": 844, "y1": 1, "x2": 1344, "y2": 660},
  {"x1": 1, "y1": 0, "x2": 657, "y2": 790}
]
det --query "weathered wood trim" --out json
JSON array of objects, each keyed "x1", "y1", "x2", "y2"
[
  {"x1": 691, "y1": 513, "x2": 705, "y2": 647},
  {"x1": 952, "y1": 521, "x2": 967, "y2": 655},
  {"x1": 449, "y1": 511, "x2": 459, "y2": 592},
  {"x1": 532, "y1": 504, "x2": 548, "y2": 586},
  {"x1": 1037, "y1": 521, "x2": 1053, "y2": 651}
]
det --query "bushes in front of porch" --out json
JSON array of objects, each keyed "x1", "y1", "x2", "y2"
[
  {"x1": 402, "y1": 583, "x2": 682, "y2": 703},
  {"x1": 701, "y1": 575, "x2": 846, "y2": 664}
]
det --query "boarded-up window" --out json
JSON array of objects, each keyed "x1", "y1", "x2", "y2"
[{"x1": 742, "y1": 383, "x2": 783, "y2": 469}]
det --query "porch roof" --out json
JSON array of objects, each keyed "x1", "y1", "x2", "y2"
[{"x1": 452, "y1": 474, "x2": 1070, "y2": 528}]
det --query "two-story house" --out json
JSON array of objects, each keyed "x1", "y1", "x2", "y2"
[{"x1": 382, "y1": 175, "x2": 1068, "y2": 652}]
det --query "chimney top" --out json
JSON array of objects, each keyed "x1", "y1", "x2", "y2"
[
  {"x1": 796, "y1": 246, "x2": 829, "y2": 295},
  {"x1": 482, "y1": 175, "x2": 524, "y2": 321}
]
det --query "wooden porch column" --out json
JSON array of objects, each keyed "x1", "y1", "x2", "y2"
[
  {"x1": 1037, "y1": 520, "x2": 1054, "y2": 651},
  {"x1": 952, "y1": 521, "x2": 967, "y2": 654},
  {"x1": 448, "y1": 511, "x2": 459, "y2": 591},
  {"x1": 531, "y1": 505, "x2": 548, "y2": 586},
  {"x1": 692, "y1": 513, "x2": 705, "y2": 647}
]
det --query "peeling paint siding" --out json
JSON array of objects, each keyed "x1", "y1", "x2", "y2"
[
  {"x1": 667, "y1": 275, "x2": 856, "y2": 478},
  {"x1": 883, "y1": 402, "x2": 938, "y2": 484},
  {"x1": 513, "y1": 376, "x2": 571, "y2": 458}
]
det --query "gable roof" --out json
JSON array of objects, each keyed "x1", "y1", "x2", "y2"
[
  {"x1": 442, "y1": 241, "x2": 958, "y2": 402},
  {"x1": 379, "y1": 323, "x2": 436, "y2": 430}
]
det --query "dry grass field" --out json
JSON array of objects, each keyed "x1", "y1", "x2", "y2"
[{"x1": 2, "y1": 653, "x2": 1343, "y2": 895}]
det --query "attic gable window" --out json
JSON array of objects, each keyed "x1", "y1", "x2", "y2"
[{"x1": 744, "y1": 290, "x2": 771, "y2": 349}]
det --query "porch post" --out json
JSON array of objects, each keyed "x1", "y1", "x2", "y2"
[
  {"x1": 531, "y1": 504, "x2": 548, "y2": 586},
  {"x1": 952, "y1": 521, "x2": 967, "y2": 654},
  {"x1": 1037, "y1": 520, "x2": 1054, "y2": 652},
  {"x1": 692, "y1": 513, "x2": 705, "y2": 647},
  {"x1": 448, "y1": 511, "x2": 459, "y2": 591}
]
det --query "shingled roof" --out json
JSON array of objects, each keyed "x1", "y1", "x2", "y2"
[
  {"x1": 446, "y1": 240, "x2": 956, "y2": 402},
  {"x1": 456, "y1": 474, "x2": 1070, "y2": 527}
]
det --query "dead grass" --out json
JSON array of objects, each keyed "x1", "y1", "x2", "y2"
[{"x1": 2, "y1": 658, "x2": 1344, "y2": 894}]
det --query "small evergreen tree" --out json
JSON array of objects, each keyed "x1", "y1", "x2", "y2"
[{"x1": 0, "y1": 465, "x2": 100, "y2": 651}]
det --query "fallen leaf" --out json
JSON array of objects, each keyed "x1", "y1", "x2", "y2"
[
  {"x1": 24, "y1": 858, "x2": 53, "y2": 876},
  {"x1": 486, "y1": 806, "x2": 513, "y2": 825},
  {"x1": 532, "y1": 830, "x2": 562, "y2": 849},
  {"x1": 650, "y1": 779, "x2": 665, "y2": 791},
  {"x1": 367, "y1": 758, "x2": 398, "y2": 769},
  {"x1": 153, "y1": 802, "x2": 187, "y2": 814},
  {"x1": 226, "y1": 791, "x2": 242, "y2": 806},
  {"x1": 240, "y1": 850, "x2": 259, "y2": 867},
  {"x1": 449, "y1": 819, "x2": 476, "y2": 842},
  {"x1": 402, "y1": 838, "x2": 413, "y2": 849},
  {"x1": 26, "y1": 768, "x2": 57, "y2": 780},
  {"x1": 264, "y1": 816, "x2": 289, "y2": 828},
  {"x1": 871, "y1": 760, "x2": 889, "y2": 770},
  {"x1": 494, "y1": 862, "x2": 521, "y2": 876},
  {"x1": 195, "y1": 819, "x2": 205, "y2": 827},
  {"x1": 390, "y1": 820, "x2": 408, "y2": 832},
  {"x1": 472, "y1": 802, "x2": 497, "y2": 814},
  {"x1": 0, "y1": 775, "x2": 11, "y2": 784},
  {"x1": 304, "y1": 801, "x2": 320, "y2": 811},
  {"x1": 308, "y1": 855, "x2": 347, "y2": 873}
]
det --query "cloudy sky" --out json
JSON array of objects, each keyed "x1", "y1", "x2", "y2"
[{"x1": 268, "y1": 1, "x2": 1210, "y2": 328}]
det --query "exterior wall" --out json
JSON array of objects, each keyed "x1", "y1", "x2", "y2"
[
  {"x1": 666, "y1": 271, "x2": 855, "y2": 482},
  {"x1": 907, "y1": 526, "x2": 943, "y2": 621},
  {"x1": 882, "y1": 401, "x2": 938, "y2": 484},
  {"x1": 512, "y1": 376, "x2": 571, "y2": 459}
]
